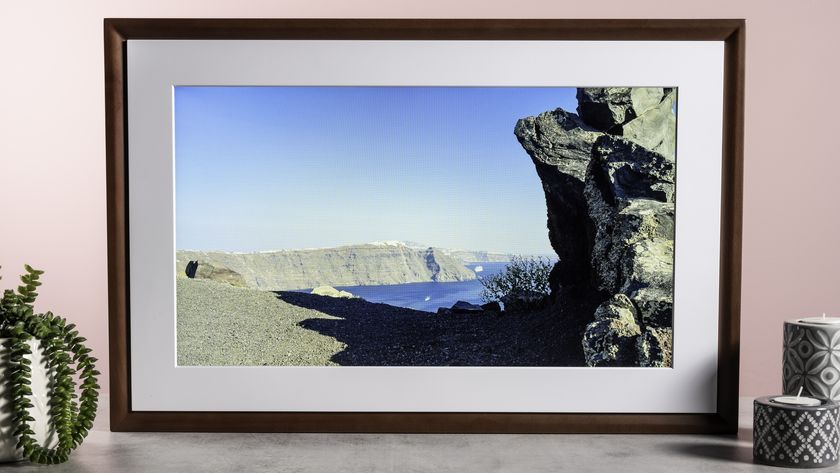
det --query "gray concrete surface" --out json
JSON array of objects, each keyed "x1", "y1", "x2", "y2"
[{"x1": 1, "y1": 398, "x2": 787, "y2": 472}]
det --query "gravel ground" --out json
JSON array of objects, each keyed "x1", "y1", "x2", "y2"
[
  {"x1": 177, "y1": 278, "x2": 346, "y2": 366},
  {"x1": 177, "y1": 278, "x2": 591, "y2": 366}
]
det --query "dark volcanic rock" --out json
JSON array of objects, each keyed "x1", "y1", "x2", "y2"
[
  {"x1": 629, "y1": 286, "x2": 673, "y2": 328},
  {"x1": 514, "y1": 109, "x2": 603, "y2": 289},
  {"x1": 515, "y1": 86, "x2": 677, "y2": 367},
  {"x1": 582, "y1": 294, "x2": 641, "y2": 366},
  {"x1": 622, "y1": 89, "x2": 676, "y2": 159},
  {"x1": 185, "y1": 260, "x2": 198, "y2": 279},
  {"x1": 576, "y1": 87, "x2": 636, "y2": 132},
  {"x1": 637, "y1": 327, "x2": 673, "y2": 367},
  {"x1": 576, "y1": 87, "x2": 673, "y2": 135},
  {"x1": 481, "y1": 301, "x2": 502, "y2": 313},
  {"x1": 584, "y1": 136, "x2": 675, "y2": 289},
  {"x1": 514, "y1": 91, "x2": 675, "y2": 295},
  {"x1": 514, "y1": 109, "x2": 602, "y2": 181},
  {"x1": 451, "y1": 301, "x2": 484, "y2": 314},
  {"x1": 584, "y1": 135, "x2": 675, "y2": 328},
  {"x1": 588, "y1": 135, "x2": 675, "y2": 205}
]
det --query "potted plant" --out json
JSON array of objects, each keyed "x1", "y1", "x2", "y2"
[{"x1": 0, "y1": 265, "x2": 99, "y2": 464}]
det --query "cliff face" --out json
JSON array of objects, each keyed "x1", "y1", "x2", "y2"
[
  {"x1": 379, "y1": 241, "x2": 512, "y2": 263},
  {"x1": 515, "y1": 87, "x2": 676, "y2": 367},
  {"x1": 444, "y1": 250, "x2": 511, "y2": 263},
  {"x1": 177, "y1": 244, "x2": 476, "y2": 291},
  {"x1": 513, "y1": 109, "x2": 602, "y2": 289}
]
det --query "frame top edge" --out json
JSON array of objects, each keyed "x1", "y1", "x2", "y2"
[{"x1": 103, "y1": 18, "x2": 744, "y2": 42}]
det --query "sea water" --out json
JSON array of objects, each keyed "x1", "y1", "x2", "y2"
[{"x1": 335, "y1": 262, "x2": 509, "y2": 312}]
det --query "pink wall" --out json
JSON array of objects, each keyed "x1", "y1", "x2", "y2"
[{"x1": 1, "y1": 1, "x2": 838, "y2": 397}]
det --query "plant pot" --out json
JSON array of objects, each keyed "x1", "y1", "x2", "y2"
[{"x1": 0, "y1": 338, "x2": 56, "y2": 463}]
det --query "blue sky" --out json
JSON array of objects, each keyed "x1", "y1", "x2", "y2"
[{"x1": 174, "y1": 86, "x2": 578, "y2": 254}]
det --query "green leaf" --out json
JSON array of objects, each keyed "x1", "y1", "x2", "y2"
[{"x1": 0, "y1": 269, "x2": 99, "y2": 465}]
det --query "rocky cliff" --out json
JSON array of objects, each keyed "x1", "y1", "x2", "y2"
[
  {"x1": 515, "y1": 87, "x2": 676, "y2": 367},
  {"x1": 444, "y1": 250, "x2": 511, "y2": 263},
  {"x1": 177, "y1": 244, "x2": 477, "y2": 291},
  {"x1": 381, "y1": 241, "x2": 512, "y2": 263}
]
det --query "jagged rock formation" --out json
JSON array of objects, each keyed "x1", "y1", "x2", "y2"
[
  {"x1": 620, "y1": 90, "x2": 676, "y2": 160},
  {"x1": 637, "y1": 327, "x2": 673, "y2": 368},
  {"x1": 184, "y1": 260, "x2": 198, "y2": 278},
  {"x1": 576, "y1": 87, "x2": 674, "y2": 146},
  {"x1": 185, "y1": 261, "x2": 247, "y2": 287},
  {"x1": 514, "y1": 109, "x2": 602, "y2": 288},
  {"x1": 515, "y1": 87, "x2": 676, "y2": 367},
  {"x1": 176, "y1": 244, "x2": 476, "y2": 291},
  {"x1": 581, "y1": 295, "x2": 642, "y2": 366},
  {"x1": 585, "y1": 135, "x2": 676, "y2": 331}
]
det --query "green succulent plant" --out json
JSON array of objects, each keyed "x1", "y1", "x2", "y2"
[{"x1": 0, "y1": 265, "x2": 99, "y2": 464}]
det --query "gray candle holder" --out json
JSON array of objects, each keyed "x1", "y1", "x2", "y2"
[
  {"x1": 754, "y1": 396, "x2": 839, "y2": 468},
  {"x1": 783, "y1": 320, "x2": 840, "y2": 399}
]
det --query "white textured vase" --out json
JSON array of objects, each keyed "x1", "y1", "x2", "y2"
[{"x1": 0, "y1": 338, "x2": 56, "y2": 462}]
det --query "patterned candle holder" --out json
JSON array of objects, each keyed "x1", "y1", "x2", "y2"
[
  {"x1": 754, "y1": 396, "x2": 839, "y2": 468},
  {"x1": 783, "y1": 319, "x2": 840, "y2": 399}
]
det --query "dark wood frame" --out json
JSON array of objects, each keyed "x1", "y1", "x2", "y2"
[{"x1": 105, "y1": 18, "x2": 745, "y2": 434}]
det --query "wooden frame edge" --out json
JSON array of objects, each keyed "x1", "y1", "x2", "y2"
[
  {"x1": 105, "y1": 18, "x2": 745, "y2": 434},
  {"x1": 105, "y1": 19, "x2": 131, "y2": 431},
  {"x1": 716, "y1": 19, "x2": 746, "y2": 433}
]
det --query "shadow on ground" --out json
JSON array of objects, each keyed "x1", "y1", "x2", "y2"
[
  {"x1": 276, "y1": 290, "x2": 596, "y2": 367},
  {"x1": 662, "y1": 440, "x2": 754, "y2": 465}
]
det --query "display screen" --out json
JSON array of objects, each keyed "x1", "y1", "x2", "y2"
[{"x1": 174, "y1": 86, "x2": 677, "y2": 368}]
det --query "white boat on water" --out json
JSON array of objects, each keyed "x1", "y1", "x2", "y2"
[{"x1": 474, "y1": 265, "x2": 484, "y2": 273}]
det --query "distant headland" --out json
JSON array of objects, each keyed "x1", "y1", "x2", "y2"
[{"x1": 176, "y1": 241, "x2": 518, "y2": 291}]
